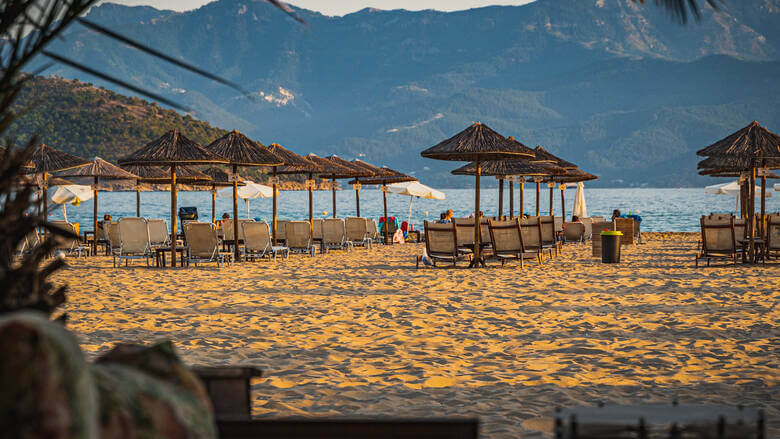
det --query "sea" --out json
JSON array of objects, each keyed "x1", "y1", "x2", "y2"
[{"x1": 48, "y1": 187, "x2": 779, "y2": 233}]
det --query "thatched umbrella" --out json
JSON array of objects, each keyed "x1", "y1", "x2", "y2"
[
  {"x1": 202, "y1": 167, "x2": 243, "y2": 224},
  {"x1": 119, "y1": 129, "x2": 227, "y2": 267},
  {"x1": 529, "y1": 146, "x2": 578, "y2": 217},
  {"x1": 120, "y1": 164, "x2": 213, "y2": 217},
  {"x1": 697, "y1": 121, "x2": 780, "y2": 262},
  {"x1": 421, "y1": 122, "x2": 533, "y2": 266},
  {"x1": 322, "y1": 155, "x2": 374, "y2": 218},
  {"x1": 349, "y1": 159, "x2": 391, "y2": 217},
  {"x1": 451, "y1": 159, "x2": 550, "y2": 219},
  {"x1": 348, "y1": 167, "x2": 417, "y2": 244},
  {"x1": 305, "y1": 154, "x2": 355, "y2": 219},
  {"x1": 28, "y1": 143, "x2": 90, "y2": 234},
  {"x1": 204, "y1": 130, "x2": 282, "y2": 261},
  {"x1": 266, "y1": 143, "x2": 319, "y2": 243},
  {"x1": 59, "y1": 157, "x2": 139, "y2": 254}
]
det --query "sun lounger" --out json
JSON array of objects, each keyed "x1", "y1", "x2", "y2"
[
  {"x1": 695, "y1": 215, "x2": 742, "y2": 267},
  {"x1": 733, "y1": 217, "x2": 746, "y2": 243},
  {"x1": 114, "y1": 217, "x2": 152, "y2": 267},
  {"x1": 147, "y1": 219, "x2": 170, "y2": 248},
  {"x1": 765, "y1": 213, "x2": 780, "y2": 260},
  {"x1": 418, "y1": 221, "x2": 471, "y2": 268},
  {"x1": 275, "y1": 220, "x2": 289, "y2": 244},
  {"x1": 322, "y1": 218, "x2": 352, "y2": 252},
  {"x1": 538, "y1": 216, "x2": 560, "y2": 256},
  {"x1": 50, "y1": 220, "x2": 91, "y2": 258},
  {"x1": 345, "y1": 217, "x2": 371, "y2": 249},
  {"x1": 563, "y1": 222, "x2": 585, "y2": 243},
  {"x1": 554, "y1": 216, "x2": 563, "y2": 233},
  {"x1": 185, "y1": 222, "x2": 232, "y2": 268},
  {"x1": 285, "y1": 221, "x2": 316, "y2": 256},
  {"x1": 312, "y1": 218, "x2": 324, "y2": 244},
  {"x1": 488, "y1": 218, "x2": 541, "y2": 267},
  {"x1": 520, "y1": 217, "x2": 551, "y2": 262},
  {"x1": 453, "y1": 218, "x2": 475, "y2": 253},
  {"x1": 591, "y1": 221, "x2": 615, "y2": 257},
  {"x1": 581, "y1": 217, "x2": 593, "y2": 240},
  {"x1": 241, "y1": 221, "x2": 288, "y2": 260},
  {"x1": 365, "y1": 218, "x2": 380, "y2": 244},
  {"x1": 16, "y1": 230, "x2": 41, "y2": 257},
  {"x1": 615, "y1": 218, "x2": 635, "y2": 245}
]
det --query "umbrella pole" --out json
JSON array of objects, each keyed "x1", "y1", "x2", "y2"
[
  {"x1": 408, "y1": 196, "x2": 413, "y2": 228},
  {"x1": 136, "y1": 183, "x2": 141, "y2": 217},
  {"x1": 520, "y1": 181, "x2": 525, "y2": 218},
  {"x1": 535, "y1": 181, "x2": 540, "y2": 216},
  {"x1": 171, "y1": 164, "x2": 177, "y2": 268},
  {"x1": 549, "y1": 186, "x2": 554, "y2": 216},
  {"x1": 246, "y1": 199, "x2": 250, "y2": 219},
  {"x1": 760, "y1": 173, "x2": 766, "y2": 238},
  {"x1": 93, "y1": 176, "x2": 98, "y2": 255},
  {"x1": 63, "y1": 203, "x2": 67, "y2": 222},
  {"x1": 272, "y1": 167, "x2": 278, "y2": 244},
  {"x1": 749, "y1": 165, "x2": 756, "y2": 263},
  {"x1": 43, "y1": 174, "x2": 48, "y2": 239},
  {"x1": 211, "y1": 186, "x2": 216, "y2": 224},
  {"x1": 509, "y1": 179, "x2": 514, "y2": 219},
  {"x1": 471, "y1": 159, "x2": 482, "y2": 268},
  {"x1": 560, "y1": 185, "x2": 566, "y2": 222},
  {"x1": 383, "y1": 184, "x2": 389, "y2": 244},
  {"x1": 498, "y1": 178, "x2": 504, "y2": 220},
  {"x1": 308, "y1": 173, "x2": 313, "y2": 239},
  {"x1": 355, "y1": 181, "x2": 361, "y2": 217},
  {"x1": 332, "y1": 178, "x2": 337, "y2": 218},
  {"x1": 232, "y1": 164, "x2": 240, "y2": 262}
]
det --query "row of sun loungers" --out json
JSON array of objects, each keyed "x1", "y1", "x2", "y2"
[{"x1": 696, "y1": 212, "x2": 780, "y2": 266}]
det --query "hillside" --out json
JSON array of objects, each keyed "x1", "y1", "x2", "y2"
[
  {"x1": 10, "y1": 75, "x2": 227, "y2": 161},
  {"x1": 28, "y1": 0, "x2": 780, "y2": 186}
]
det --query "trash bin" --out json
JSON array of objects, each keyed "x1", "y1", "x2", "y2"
[{"x1": 601, "y1": 231, "x2": 623, "y2": 263}]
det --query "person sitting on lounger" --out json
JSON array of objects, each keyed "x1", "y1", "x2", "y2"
[
  {"x1": 438, "y1": 209, "x2": 453, "y2": 224},
  {"x1": 611, "y1": 209, "x2": 621, "y2": 222}
]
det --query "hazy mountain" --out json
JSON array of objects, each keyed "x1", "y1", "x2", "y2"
[{"x1": 31, "y1": 0, "x2": 780, "y2": 186}]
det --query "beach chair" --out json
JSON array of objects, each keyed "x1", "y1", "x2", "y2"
[
  {"x1": 346, "y1": 217, "x2": 371, "y2": 249},
  {"x1": 615, "y1": 218, "x2": 635, "y2": 245},
  {"x1": 147, "y1": 219, "x2": 170, "y2": 248},
  {"x1": 695, "y1": 215, "x2": 742, "y2": 267},
  {"x1": 581, "y1": 217, "x2": 593, "y2": 240},
  {"x1": 114, "y1": 217, "x2": 152, "y2": 267},
  {"x1": 285, "y1": 221, "x2": 316, "y2": 256},
  {"x1": 418, "y1": 221, "x2": 470, "y2": 268},
  {"x1": 453, "y1": 218, "x2": 475, "y2": 255},
  {"x1": 554, "y1": 216, "x2": 563, "y2": 234},
  {"x1": 766, "y1": 213, "x2": 780, "y2": 260},
  {"x1": 275, "y1": 220, "x2": 289, "y2": 244},
  {"x1": 106, "y1": 222, "x2": 120, "y2": 255},
  {"x1": 590, "y1": 216, "x2": 606, "y2": 224},
  {"x1": 322, "y1": 218, "x2": 352, "y2": 252},
  {"x1": 222, "y1": 219, "x2": 255, "y2": 252},
  {"x1": 242, "y1": 221, "x2": 288, "y2": 261},
  {"x1": 365, "y1": 218, "x2": 381, "y2": 244},
  {"x1": 15, "y1": 230, "x2": 40, "y2": 257},
  {"x1": 520, "y1": 217, "x2": 551, "y2": 262},
  {"x1": 538, "y1": 216, "x2": 560, "y2": 256},
  {"x1": 733, "y1": 217, "x2": 746, "y2": 243},
  {"x1": 50, "y1": 220, "x2": 91, "y2": 258},
  {"x1": 312, "y1": 219, "x2": 323, "y2": 245},
  {"x1": 563, "y1": 222, "x2": 585, "y2": 243},
  {"x1": 185, "y1": 222, "x2": 232, "y2": 268},
  {"x1": 479, "y1": 217, "x2": 492, "y2": 250},
  {"x1": 488, "y1": 218, "x2": 541, "y2": 267}
]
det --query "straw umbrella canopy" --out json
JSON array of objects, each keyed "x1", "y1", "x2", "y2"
[
  {"x1": 27, "y1": 143, "x2": 90, "y2": 232},
  {"x1": 265, "y1": 143, "x2": 320, "y2": 243},
  {"x1": 119, "y1": 129, "x2": 228, "y2": 267},
  {"x1": 58, "y1": 157, "x2": 139, "y2": 253},
  {"x1": 349, "y1": 159, "x2": 392, "y2": 217},
  {"x1": 697, "y1": 121, "x2": 780, "y2": 262},
  {"x1": 451, "y1": 159, "x2": 550, "y2": 219},
  {"x1": 421, "y1": 122, "x2": 534, "y2": 267},
  {"x1": 348, "y1": 167, "x2": 417, "y2": 244},
  {"x1": 305, "y1": 153, "x2": 355, "y2": 218},
  {"x1": 202, "y1": 167, "x2": 244, "y2": 224},
  {"x1": 323, "y1": 155, "x2": 374, "y2": 218},
  {"x1": 203, "y1": 130, "x2": 282, "y2": 260},
  {"x1": 527, "y1": 146, "x2": 578, "y2": 217}
]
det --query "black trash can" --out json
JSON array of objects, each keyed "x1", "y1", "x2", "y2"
[{"x1": 601, "y1": 231, "x2": 623, "y2": 263}]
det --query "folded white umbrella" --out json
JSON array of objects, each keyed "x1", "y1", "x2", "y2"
[
  {"x1": 49, "y1": 184, "x2": 93, "y2": 221},
  {"x1": 572, "y1": 181, "x2": 588, "y2": 219},
  {"x1": 387, "y1": 181, "x2": 445, "y2": 226},
  {"x1": 218, "y1": 181, "x2": 273, "y2": 218},
  {"x1": 775, "y1": 183, "x2": 779, "y2": 191},
  {"x1": 705, "y1": 180, "x2": 769, "y2": 197}
]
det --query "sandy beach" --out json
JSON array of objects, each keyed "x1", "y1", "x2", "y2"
[{"x1": 54, "y1": 233, "x2": 779, "y2": 438}]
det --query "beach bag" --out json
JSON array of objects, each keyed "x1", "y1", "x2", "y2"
[{"x1": 393, "y1": 229, "x2": 405, "y2": 244}]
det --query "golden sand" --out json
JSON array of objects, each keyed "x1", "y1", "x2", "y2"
[{"x1": 54, "y1": 233, "x2": 779, "y2": 438}]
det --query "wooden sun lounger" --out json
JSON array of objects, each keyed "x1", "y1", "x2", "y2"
[{"x1": 217, "y1": 418, "x2": 479, "y2": 439}]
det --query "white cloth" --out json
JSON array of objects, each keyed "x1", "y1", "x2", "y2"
[
  {"x1": 572, "y1": 181, "x2": 588, "y2": 219},
  {"x1": 705, "y1": 180, "x2": 770, "y2": 197}
]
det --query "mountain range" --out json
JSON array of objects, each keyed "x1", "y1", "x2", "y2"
[{"x1": 26, "y1": 0, "x2": 780, "y2": 187}]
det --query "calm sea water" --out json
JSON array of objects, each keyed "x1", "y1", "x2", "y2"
[{"x1": 47, "y1": 187, "x2": 779, "y2": 233}]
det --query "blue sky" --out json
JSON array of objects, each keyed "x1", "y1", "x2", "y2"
[{"x1": 106, "y1": 0, "x2": 536, "y2": 15}]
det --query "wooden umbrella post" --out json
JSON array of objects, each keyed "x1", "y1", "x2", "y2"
[
  {"x1": 471, "y1": 159, "x2": 482, "y2": 268},
  {"x1": 211, "y1": 186, "x2": 216, "y2": 224},
  {"x1": 509, "y1": 178, "x2": 514, "y2": 219},
  {"x1": 332, "y1": 178, "x2": 337, "y2": 218},
  {"x1": 308, "y1": 173, "x2": 314, "y2": 237},
  {"x1": 760, "y1": 171, "x2": 766, "y2": 238},
  {"x1": 355, "y1": 181, "x2": 361, "y2": 217},
  {"x1": 520, "y1": 181, "x2": 525, "y2": 217},
  {"x1": 383, "y1": 184, "x2": 389, "y2": 244},
  {"x1": 535, "y1": 181, "x2": 540, "y2": 216},
  {"x1": 232, "y1": 164, "x2": 240, "y2": 261},
  {"x1": 42, "y1": 173, "x2": 48, "y2": 239},
  {"x1": 136, "y1": 181, "x2": 141, "y2": 217},
  {"x1": 560, "y1": 184, "x2": 566, "y2": 222},
  {"x1": 272, "y1": 167, "x2": 278, "y2": 244},
  {"x1": 93, "y1": 176, "x2": 98, "y2": 254},
  {"x1": 498, "y1": 178, "x2": 504, "y2": 220},
  {"x1": 171, "y1": 164, "x2": 177, "y2": 268},
  {"x1": 749, "y1": 165, "x2": 756, "y2": 263},
  {"x1": 549, "y1": 185, "x2": 554, "y2": 216}
]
